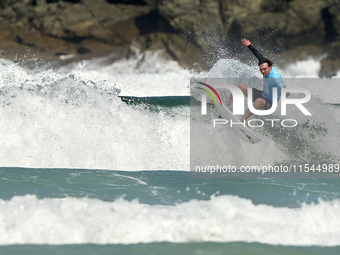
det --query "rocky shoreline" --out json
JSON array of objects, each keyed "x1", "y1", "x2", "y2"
[{"x1": 1, "y1": 0, "x2": 340, "y2": 76}]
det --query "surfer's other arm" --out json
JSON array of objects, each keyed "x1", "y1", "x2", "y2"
[{"x1": 241, "y1": 38, "x2": 264, "y2": 62}]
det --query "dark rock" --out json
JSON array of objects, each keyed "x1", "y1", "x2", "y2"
[
  {"x1": 319, "y1": 40, "x2": 340, "y2": 77},
  {"x1": 59, "y1": 4, "x2": 93, "y2": 34},
  {"x1": 139, "y1": 32, "x2": 208, "y2": 70},
  {"x1": 328, "y1": 3, "x2": 340, "y2": 36},
  {"x1": 319, "y1": 57, "x2": 340, "y2": 77},
  {"x1": 278, "y1": 45, "x2": 324, "y2": 65},
  {"x1": 325, "y1": 40, "x2": 340, "y2": 58},
  {"x1": 79, "y1": 39, "x2": 125, "y2": 58},
  {"x1": 77, "y1": 46, "x2": 91, "y2": 54},
  {"x1": 1, "y1": 0, "x2": 340, "y2": 75}
]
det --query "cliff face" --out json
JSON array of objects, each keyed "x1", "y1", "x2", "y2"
[{"x1": 0, "y1": 0, "x2": 340, "y2": 76}]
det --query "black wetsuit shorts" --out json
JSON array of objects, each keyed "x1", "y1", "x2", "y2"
[{"x1": 252, "y1": 88, "x2": 273, "y2": 110}]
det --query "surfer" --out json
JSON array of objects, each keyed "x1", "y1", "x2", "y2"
[{"x1": 229, "y1": 38, "x2": 289, "y2": 122}]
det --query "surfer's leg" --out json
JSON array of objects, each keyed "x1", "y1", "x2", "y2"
[
  {"x1": 237, "y1": 84, "x2": 249, "y2": 96},
  {"x1": 252, "y1": 88, "x2": 263, "y2": 102},
  {"x1": 263, "y1": 99, "x2": 273, "y2": 110},
  {"x1": 227, "y1": 84, "x2": 248, "y2": 105},
  {"x1": 240, "y1": 98, "x2": 265, "y2": 122}
]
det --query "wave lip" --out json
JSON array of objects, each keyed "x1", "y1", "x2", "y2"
[{"x1": 0, "y1": 195, "x2": 339, "y2": 246}]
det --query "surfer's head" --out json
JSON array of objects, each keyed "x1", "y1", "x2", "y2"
[{"x1": 258, "y1": 58, "x2": 272, "y2": 77}]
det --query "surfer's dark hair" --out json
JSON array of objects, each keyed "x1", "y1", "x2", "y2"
[{"x1": 258, "y1": 58, "x2": 273, "y2": 67}]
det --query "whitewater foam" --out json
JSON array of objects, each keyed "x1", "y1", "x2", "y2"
[
  {"x1": 0, "y1": 54, "x2": 339, "y2": 170},
  {"x1": 0, "y1": 56, "x2": 191, "y2": 170},
  {"x1": 278, "y1": 58, "x2": 323, "y2": 78},
  {"x1": 0, "y1": 195, "x2": 339, "y2": 246}
]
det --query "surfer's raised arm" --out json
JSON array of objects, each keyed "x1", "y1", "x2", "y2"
[{"x1": 241, "y1": 38, "x2": 264, "y2": 62}]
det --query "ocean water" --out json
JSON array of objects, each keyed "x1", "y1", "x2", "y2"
[{"x1": 0, "y1": 51, "x2": 339, "y2": 254}]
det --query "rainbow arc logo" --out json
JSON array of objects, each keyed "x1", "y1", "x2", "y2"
[{"x1": 196, "y1": 82, "x2": 223, "y2": 106}]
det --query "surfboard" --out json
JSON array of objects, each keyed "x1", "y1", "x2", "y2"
[{"x1": 215, "y1": 104, "x2": 261, "y2": 144}]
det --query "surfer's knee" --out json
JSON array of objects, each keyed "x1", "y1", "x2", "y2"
[
  {"x1": 254, "y1": 98, "x2": 265, "y2": 108},
  {"x1": 237, "y1": 84, "x2": 248, "y2": 95}
]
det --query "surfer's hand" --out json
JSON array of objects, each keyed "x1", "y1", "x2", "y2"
[{"x1": 242, "y1": 38, "x2": 251, "y2": 47}]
